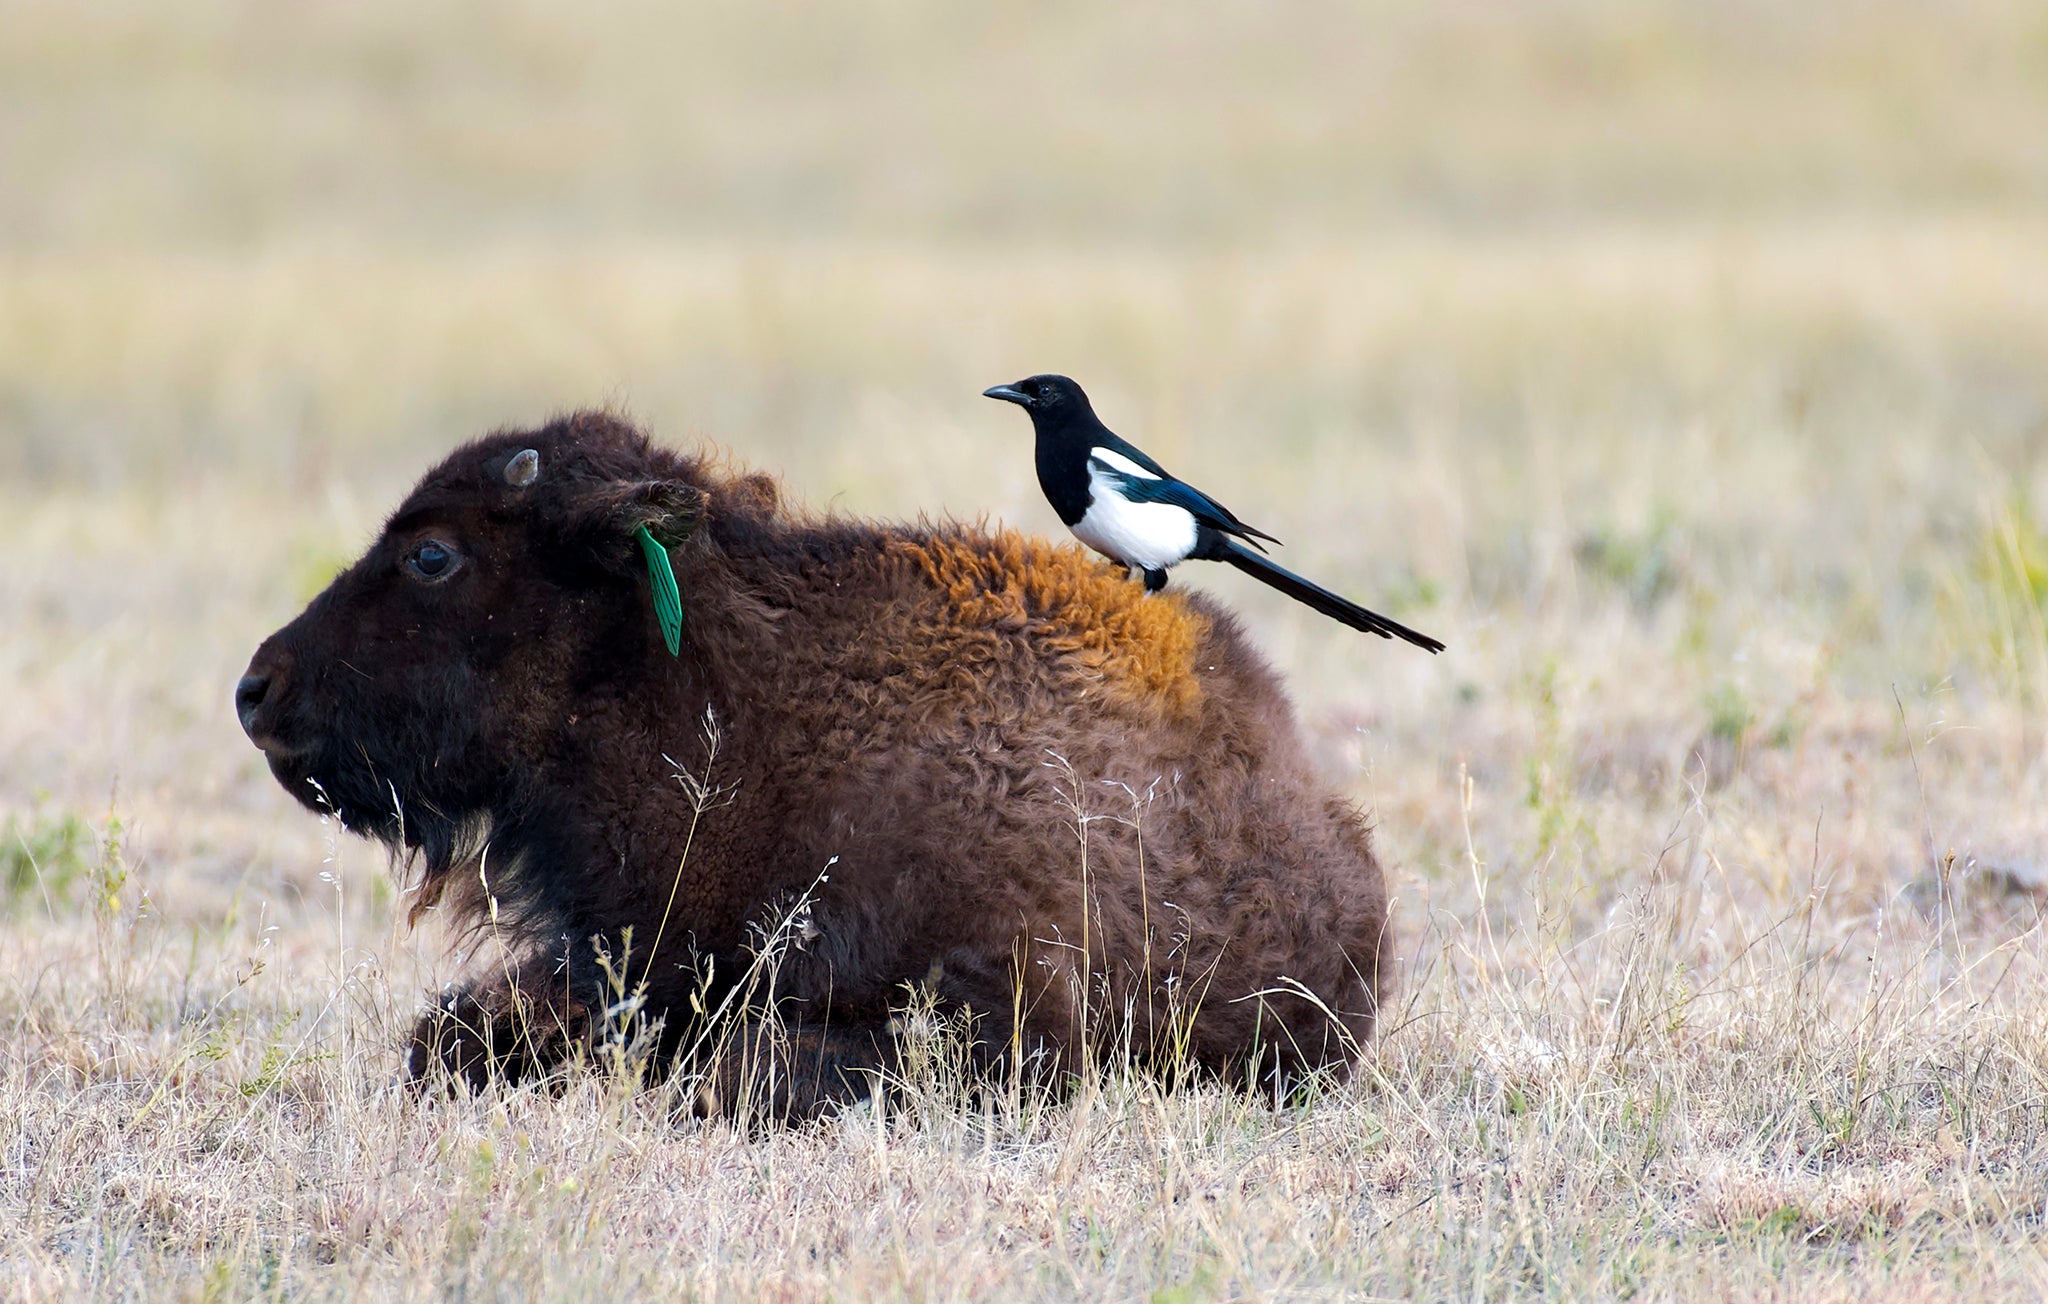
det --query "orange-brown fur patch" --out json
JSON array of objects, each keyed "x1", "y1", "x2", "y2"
[{"x1": 890, "y1": 531, "x2": 1209, "y2": 712}]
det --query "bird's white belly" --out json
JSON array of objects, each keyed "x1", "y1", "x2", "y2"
[{"x1": 1072, "y1": 490, "x2": 1198, "y2": 572}]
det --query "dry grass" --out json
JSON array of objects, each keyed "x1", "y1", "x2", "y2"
[{"x1": 6, "y1": 2, "x2": 2048, "y2": 1299}]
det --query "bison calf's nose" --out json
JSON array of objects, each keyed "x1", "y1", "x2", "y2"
[
  {"x1": 235, "y1": 671, "x2": 279, "y2": 741},
  {"x1": 235, "y1": 673, "x2": 270, "y2": 735}
]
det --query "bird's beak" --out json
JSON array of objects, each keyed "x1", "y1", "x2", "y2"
[{"x1": 982, "y1": 384, "x2": 1030, "y2": 407}]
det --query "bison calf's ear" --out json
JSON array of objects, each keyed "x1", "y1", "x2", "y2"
[
  {"x1": 632, "y1": 482, "x2": 707, "y2": 549},
  {"x1": 560, "y1": 479, "x2": 709, "y2": 554}
]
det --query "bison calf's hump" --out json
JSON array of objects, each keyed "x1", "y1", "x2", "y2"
[
  {"x1": 237, "y1": 410, "x2": 1392, "y2": 1117},
  {"x1": 885, "y1": 530, "x2": 1214, "y2": 713}
]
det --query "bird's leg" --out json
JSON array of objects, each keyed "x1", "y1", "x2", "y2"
[{"x1": 1143, "y1": 568, "x2": 1169, "y2": 593}]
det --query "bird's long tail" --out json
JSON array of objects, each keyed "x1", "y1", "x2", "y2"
[{"x1": 1209, "y1": 537, "x2": 1445, "y2": 653}]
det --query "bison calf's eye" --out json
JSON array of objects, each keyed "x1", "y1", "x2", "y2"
[{"x1": 404, "y1": 540, "x2": 462, "y2": 583}]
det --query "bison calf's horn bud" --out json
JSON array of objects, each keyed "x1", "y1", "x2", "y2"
[{"x1": 503, "y1": 447, "x2": 539, "y2": 488}]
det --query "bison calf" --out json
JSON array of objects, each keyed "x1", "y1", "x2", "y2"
[{"x1": 238, "y1": 412, "x2": 1390, "y2": 1114}]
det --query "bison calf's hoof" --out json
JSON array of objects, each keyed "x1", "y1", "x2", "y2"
[{"x1": 405, "y1": 995, "x2": 502, "y2": 1096}]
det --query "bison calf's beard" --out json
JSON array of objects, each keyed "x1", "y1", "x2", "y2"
[
  {"x1": 242, "y1": 637, "x2": 503, "y2": 865},
  {"x1": 238, "y1": 411, "x2": 1392, "y2": 1120}
]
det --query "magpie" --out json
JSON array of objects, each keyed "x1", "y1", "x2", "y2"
[{"x1": 982, "y1": 373, "x2": 1445, "y2": 654}]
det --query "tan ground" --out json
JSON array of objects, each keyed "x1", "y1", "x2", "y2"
[{"x1": 4, "y1": 3, "x2": 2048, "y2": 1299}]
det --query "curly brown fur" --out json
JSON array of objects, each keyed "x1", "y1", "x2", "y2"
[{"x1": 238, "y1": 411, "x2": 1390, "y2": 1117}]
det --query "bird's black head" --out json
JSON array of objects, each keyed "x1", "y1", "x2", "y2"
[{"x1": 982, "y1": 374, "x2": 1092, "y2": 421}]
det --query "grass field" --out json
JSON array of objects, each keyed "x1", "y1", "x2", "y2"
[{"x1": 5, "y1": 2, "x2": 2048, "y2": 1299}]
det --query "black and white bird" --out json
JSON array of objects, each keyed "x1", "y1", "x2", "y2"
[{"x1": 983, "y1": 373, "x2": 1444, "y2": 654}]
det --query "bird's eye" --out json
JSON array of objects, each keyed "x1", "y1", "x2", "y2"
[{"x1": 404, "y1": 539, "x2": 461, "y2": 583}]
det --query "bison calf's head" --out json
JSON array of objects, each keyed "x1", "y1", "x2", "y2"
[{"x1": 238, "y1": 414, "x2": 703, "y2": 878}]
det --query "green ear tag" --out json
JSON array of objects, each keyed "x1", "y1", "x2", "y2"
[{"x1": 635, "y1": 525, "x2": 684, "y2": 656}]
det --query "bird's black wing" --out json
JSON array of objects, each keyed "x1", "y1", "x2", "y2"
[
  {"x1": 1094, "y1": 431, "x2": 1176, "y2": 480},
  {"x1": 1089, "y1": 445, "x2": 1282, "y2": 552}
]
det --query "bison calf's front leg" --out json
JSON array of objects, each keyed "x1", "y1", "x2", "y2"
[
  {"x1": 692, "y1": 1021, "x2": 898, "y2": 1122},
  {"x1": 406, "y1": 963, "x2": 597, "y2": 1093}
]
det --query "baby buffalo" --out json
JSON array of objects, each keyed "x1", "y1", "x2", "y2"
[{"x1": 237, "y1": 412, "x2": 1390, "y2": 1115}]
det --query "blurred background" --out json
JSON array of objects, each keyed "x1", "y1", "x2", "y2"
[
  {"x1": 4, "y1": 0, "x2": 2047, "y2": 926},
  {"x1": 11, "y1": 8, "x2": 2048, "y2": 1291},
  {"x1": 7, "y1": 0, "x2": 2045, "y2": 487}
]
